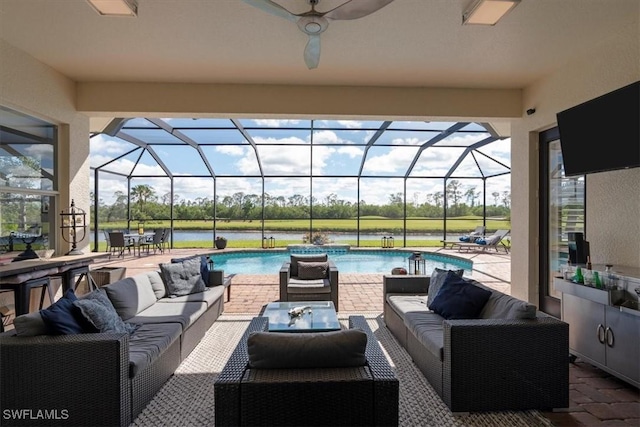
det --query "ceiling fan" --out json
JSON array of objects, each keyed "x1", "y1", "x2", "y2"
[{"x1": 243, "y1": 0, "x2": 395, "y2": 69}]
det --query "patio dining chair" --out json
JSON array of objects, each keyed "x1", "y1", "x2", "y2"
[
  {"x1": 139, "y1": 229, "x2": 165, "y2": 255},
  {"x1": 108, "y1": 231, "x2": 134, "y2": 258},
  {"x1": 102, "y1": 229, "x2": 111, "y2": 252},
  {"x1": 159, "y1": 228, "x2": 170, "y2": 253}
]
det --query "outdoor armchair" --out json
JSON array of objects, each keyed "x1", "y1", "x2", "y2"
[{"x1": 279, "y1": 253, "x2": 339, "y2": 311}]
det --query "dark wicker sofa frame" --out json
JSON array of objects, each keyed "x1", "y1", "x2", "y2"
[
  {"x1": 0, "y1": 272, "x2": 226, "y2": 427},
  {"x1": 214, "y1": 315, "x2": 399, "y2": 426},
  {"x1": 383, "y1": 275, "x2": 569, "y2": 413}
]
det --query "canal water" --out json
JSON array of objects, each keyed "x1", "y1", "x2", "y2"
[{"x1": 94, "y1": 230, "x2": 446, "y2": 243}]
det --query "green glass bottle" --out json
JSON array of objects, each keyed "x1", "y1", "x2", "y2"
[
  {"x1": 593, "y1": 271, "x2": 602, "y2": 288},
  {"x1": 574, "y1": 266, "x2": 584, "y2": 284}
]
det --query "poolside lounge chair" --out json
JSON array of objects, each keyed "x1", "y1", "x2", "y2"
[
  {"x1": 441, "y1": 225, "x2": 486, "y2": 248},
  {"x1": 447, "y1": 229, "x2": 510, "y2": 253}
]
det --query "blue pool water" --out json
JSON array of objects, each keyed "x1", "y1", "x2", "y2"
[{"x1": 209, "y1": 249, "x2": 472, "y2": 275}]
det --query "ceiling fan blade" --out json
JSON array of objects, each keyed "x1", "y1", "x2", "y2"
[
  {"x1": 242, "y1": 0, "x2": 297, "y2": 22},
  {"x1": 304, "y1": 34, "x2": 321, "y2": 69},
  {"x1": 324, "y1": 0, "x2": 395, "y2": 20}
]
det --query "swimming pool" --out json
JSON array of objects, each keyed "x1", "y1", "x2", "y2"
[{"x1": 208, "y1": 249, "x2": 472, "y2": 275}]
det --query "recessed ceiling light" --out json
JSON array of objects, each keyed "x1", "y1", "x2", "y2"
[
  {"x1": 86, "y1": 0, "x2": 137, "y2": 17},
  {"x1": 462, "y1": 0, "x2": 520, "y2": 26}
]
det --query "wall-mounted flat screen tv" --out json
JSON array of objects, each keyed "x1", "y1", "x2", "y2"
[{"x1": 556, "y1": 81, "x2": 639, "y2": 177}]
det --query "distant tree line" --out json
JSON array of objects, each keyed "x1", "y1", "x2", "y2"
[{"x1": 92, "y1": 180, "x2": 511, "y2": 222}]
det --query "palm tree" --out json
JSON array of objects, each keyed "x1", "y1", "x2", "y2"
[{"x1": 131, "y1": 184, "x2": 156, "y2": 218}]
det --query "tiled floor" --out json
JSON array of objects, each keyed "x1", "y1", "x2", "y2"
[{"x1": 34, "y1": 247, "x2": 640, "y2": 425}]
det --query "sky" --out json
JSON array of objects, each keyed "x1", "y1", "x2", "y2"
[{"x1": 90, "y1": 118, "x2": 511, "y2": 206}]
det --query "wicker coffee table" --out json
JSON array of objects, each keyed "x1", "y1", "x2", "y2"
[{"x1": 261, "y1": 301, "x2": 341, "y2": 332}]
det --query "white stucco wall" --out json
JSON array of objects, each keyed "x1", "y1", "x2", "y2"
[
  {"x1": 0, "y1": 40, "x2": 91, "y2": 255},
  {"x1": 511, "y1": 20, "x2": 640, "y2": 302}
]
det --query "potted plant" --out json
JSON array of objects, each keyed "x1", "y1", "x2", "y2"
[{"x1": 215, "y1": 236, "x2": 227, "y2": 250}]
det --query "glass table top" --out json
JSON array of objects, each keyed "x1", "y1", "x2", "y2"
[{"x1": 261, "y1": 301, "x2": 340, "y2": 332}]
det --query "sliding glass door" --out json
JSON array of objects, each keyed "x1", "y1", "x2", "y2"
[{"x1": 539, "y1": 127, "x2": 586, "y2": 317}]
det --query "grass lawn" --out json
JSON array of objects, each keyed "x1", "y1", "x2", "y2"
[{"x1": 99, "y1": 216, "x2": 510, "y2": 234}]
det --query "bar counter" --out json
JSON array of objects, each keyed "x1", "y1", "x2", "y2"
[{"x1": 0, "y1": 252, "x2": 110, "y2": 315}]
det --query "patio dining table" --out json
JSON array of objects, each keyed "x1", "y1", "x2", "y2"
[{"x1": 124, "y1": 232, "x2": 155, "y2": 256}]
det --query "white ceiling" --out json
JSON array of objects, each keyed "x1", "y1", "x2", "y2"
[{"x1": 1, "y1": 0, "x2": 638, "y2": 90}]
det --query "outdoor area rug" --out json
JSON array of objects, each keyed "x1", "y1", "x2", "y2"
[{"x1": 132, "y1": 314, "x2": 553, "y2": 427}]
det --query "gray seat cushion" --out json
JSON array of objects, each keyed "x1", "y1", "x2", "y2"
[
  {"x1": 247, "y1": 328, "x2": 367, "y2": 369},
  {"x1": 146, "y1": 270, "x2": 167, "y2": 299},
  {"x1": 404, "y1": 311, "x2": 445, "y2": 361},
  {"x1": 129, "y1": 301, "x2": 207, "y2": 331},
  {"x1": 156, "y1": 286, "x2": 224, "y2": 307},
  {"x1": 160, "y1": 257, "x2": 206, "y2": 297},
  {"x1": 479, "y1": 291, "x2": 537, "y2": 319},
  {"x1": 297, "y1": 261, "x2": 329, "y2": 279},
  {"x1": 386, "y1": 294, "x2": 429, "y2": 316},
  {"x1": 290, "y1": 254, "x2": 328, "y2": 277},
  {"x1": 103, "y1": 275, "x2": 159, "y2": 321},
  {"x1": 128, "y1": 322, "x2": 182, "y2": 377},
  {"x1": 12, "y1": 311, "x2": 47, "y2": 336},
  {"x1": 287, "y1": 278, "x2": 331, "y2": 294}
]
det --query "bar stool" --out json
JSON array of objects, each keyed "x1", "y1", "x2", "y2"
[
  {"x1": 0, "y1": 304, "x2": 15, "y2": 332},
  {"x1": 14, "y1": 276, "x2": 55, "y2": 316},
  {"x1": 60, "y1": 265, "x2": 98, "y2": 293}
]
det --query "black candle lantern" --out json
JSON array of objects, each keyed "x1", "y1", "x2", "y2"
[
  {"x1": 207, "y1": 256, "x2": 214, "y2": 271},
  {"x1": 262, "y1": 237, "x2": 268, "y2": 249},
  {"x1": 60, "y1": 199, "x2": 87, "y2": 255},
  {"x1": 408, "y1": 251, "x2": 426, "y2": 275},
  {"x1": 381, "y1": 236, "x2": 395, "y2": 248},
  {"x1": 268, "y1": 236, "x2": 275, "y2": 249}
]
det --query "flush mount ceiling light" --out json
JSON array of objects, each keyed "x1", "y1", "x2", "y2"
[
  {"x1": 462, "y1": 0, "x2": 520, "y2": 25},
  {"x1": 87, "y1": 0, "x2": 138, "y2": 17}
]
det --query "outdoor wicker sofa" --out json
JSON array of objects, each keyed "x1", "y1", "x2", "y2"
[
  {"x1": 214, "y1": 315, "x2": 399, "y2": 426},
  {"x1": 383, "y1": 273, "x2": 569, "y2": 413},
  {"x1": 0, "y1": 257, "x2": 225, "y2": 427}
]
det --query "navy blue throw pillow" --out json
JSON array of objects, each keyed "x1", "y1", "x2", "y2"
[
  {"x1": 430, "y1": 271, "x2": 492, "y2": 319},
  {"x1": 40, "y1": 289, "x2": 87, "y2": 335},
  {"x1": 170, "y1": 255, "x2": 209, "y2": 280}
]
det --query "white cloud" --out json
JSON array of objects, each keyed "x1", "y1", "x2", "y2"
[
  {"x1": 336, "y1": 146, "x2": 363, "y2": 158},
  {"x1": 90, "y1": 134, "x2": 130, "y2": 154},
  {"x1": 336, "y1": 120, "x2": 363, "y2": 129},
  {"x1": 216, "y1": 145, "x2": 245, "y2": 156},
  {"x1": 252, "y1": 119, "x2": 302, "y2": 127}
]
